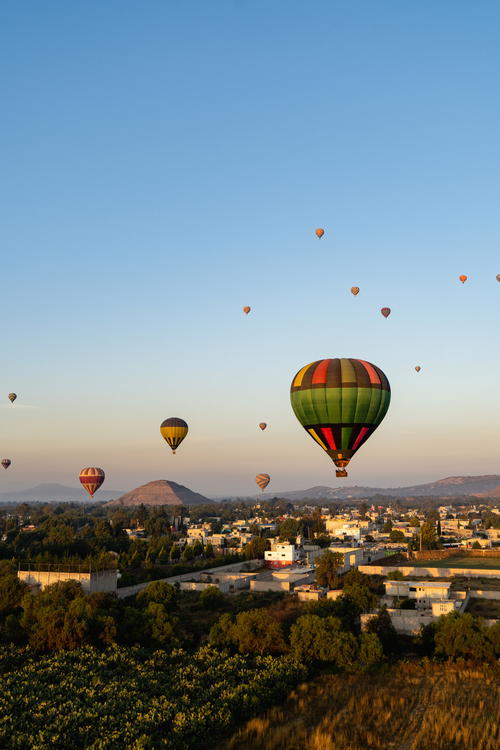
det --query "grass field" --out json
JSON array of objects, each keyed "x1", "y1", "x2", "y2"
[
  {"x1": 412, "y1": 556, "x2": 500, "y2": 570},
  {"x1": 221, "y1": 662, "x2": 500, "y2": 750}
]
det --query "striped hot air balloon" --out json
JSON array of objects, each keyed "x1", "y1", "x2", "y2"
[
  {"x1": 290, "y1": 358, "x2": 391, "y2": 477},
  {"x1": 259, "y1": 423, "x2": 267, "y2": 431},
  {"x1": 415, "y1": 366, "x2": 421, "y2": 372},
  {"x1": 79, "y1": 467, "x2": 105, "y2": 498},
  {"x1": 255, "y1": 473, "x2": 270, "y2": 491},
  {"x1": 351, "y1": 287, "x2": 360, "y2": 296},
  {"x1": 160, "y1": 417, "x2": 188, "y2": 454},
  {"x1": 2, "y1": 459, "x2": 11, "y2": 470},
  {"x1": 315, "y1": 228, "x2": 325, "y2": 238},
  {"x1": 8, "y1": 393, "x2": 17, "y2": 403},
  {"x1": 381, "y1": 307, "x2": 391, "y2": 318}
]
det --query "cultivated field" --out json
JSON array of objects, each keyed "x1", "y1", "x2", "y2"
[
  {"x1": 412, "y1": 556, "x2": 500, "y2": 570},
  {"x1": 221, "y1": 661, "x2": 500, "y2": 750}
]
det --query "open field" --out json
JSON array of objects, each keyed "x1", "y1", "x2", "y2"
[
  {"x1": 221, "y1": 661, "x2": 500, "y2": 750},
  {"x1": 412, "y1": 556, "x2": 500, "y2": 570}
]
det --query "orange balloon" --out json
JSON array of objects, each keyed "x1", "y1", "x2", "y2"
[
  {"x1": 315, "y1": 228, "x2": 325, "y2": 238},
  {"x1": 415, "y1": 366, "x2": 421, "y2": 373},
  {"x1": 259, "y1": 423, "x2": 267, "y2": 431},
  {"x1": 351, "y1": 286, "x2": 360, "y2": 296},
  {"x1": 242, "y1": 306, "x2": 251, "y2": 314},
  {"x1": 459, "y1": 275, "x2": 467, "y2": 284}
]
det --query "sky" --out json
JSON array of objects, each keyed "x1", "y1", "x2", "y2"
[{"x1": 1, "y1": 1, "x2": 500, "y2": 497}]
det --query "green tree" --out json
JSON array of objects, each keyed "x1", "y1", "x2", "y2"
[
  {"x1": 199, "y1": 586, "x2": 225, "y2": 610},
  {"x1": 136, "y1": 581, "x2": 177, "y2": 609},
  {"x1": 358, "y1": 632, "x2": 384, "y2": 670},
  {"x1": 419, "y1": 522, "x2": 438, "y2": 550},
  {"x1": 0, "y1": 574, "x2": 27, "y2": 614},
  {"x1": 208, "y1": 612, "x2": 234, "y2": 649},
  {"x1": 290, "y1": 614, "x2": 358, "y2": 667},
  {"x1": 231, "y1": 609, "x2": 286, "y2": 655},
  {"x1": 315, "y1": 550, "x2": 344, "y2": 588},
  {"x1": 365, "y1": 606, "x2": 398, "y2": 654},
  {"x1": 434, "y1": 612, "x2": 494, "y2": 661},
  {"x1": 243, "y1": 537, "x2": 270, "y2": 560},
  {"x1": 278, "y1": 519, "x2": 300, "y2": 542},
  {"x1": 342, "y1": 582, "x2": 378, "y2": 614},
  {"x1": 389, "y1": 529, "x2": 405, "y2": 542}
]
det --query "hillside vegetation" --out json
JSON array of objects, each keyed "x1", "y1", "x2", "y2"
[{"x1": 222, "y1": 661, "x2": 500, "y2": 750}]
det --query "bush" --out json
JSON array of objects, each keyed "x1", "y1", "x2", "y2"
[{"x1": 200, "y1": 585, "x2": 225, "y2": 610}]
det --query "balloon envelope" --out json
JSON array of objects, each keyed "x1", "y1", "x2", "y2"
[
  {"x1": 255, "y1": 473, "x2": 270, "y2": 491},
  {"x1": 315, "y1": 228, "x2": 325, "y2": 238},
  {"x1": 459, "y1": 275, "x2": 467, "y2": 283},
  {"x1": 351, "y1": 287, "x2": 360, "y2": 296},
  {"x1": 160, "y1": 417, "x2": 188, "y2": 454},
  {"x1": 1, "y1": 459, "x2": 11, "y2": 470},
  {"x1": 242, "y1": 306, "x2": 251, "y2": 314},
  {"x1": 8, "y1": 393, "x2": 16, "y2": 403},
  {"x1": 79, "y1": 467, "x2": 105, "y2": 498},
  {"x1": 415, "y1": 366, "x2": 421, "y2": 372},
  {"x1": 259, "y1": 423, "x2": 267, "y2": 431},
  {"x1": 381, "y1": 307, "x2": 391, "y2": 318},
  {"x1": 496, "y1": 274, "x2": 500, "y2": 282},
  {"x1": 290, "y1": 358, "x2": 391, "y2": 476}
]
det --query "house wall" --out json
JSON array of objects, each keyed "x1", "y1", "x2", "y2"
[
  {"x1": 19, "y1": 569, "x2": 117, "y2": 594},
  {"x1": 359, "y1": 565, "x2": 500, "y2": 579}
]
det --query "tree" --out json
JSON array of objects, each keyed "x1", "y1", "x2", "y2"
[
  {"x1": 136, "y1": 581, "x2": 177, "y2": 610},
  {"x1": 231, "y1": 609, "x2": 286, "y2": 655},
  {"x1": 436, "y1": 518, "x2": 442, "y2": 537},
  {"x1": 208, "y1": 612, "x2": 234, "y2": 649},
  {"x1": 342, "y1": 582, "x2": 378, "y2": 614},
  {"x1": 389, "y1": 529, "x2": 405, "y2": 542},
  {"x1": 471, "y1": 541, "x2": 481, "y2": 549},
  {"x1": 0, "y1": 574, "x2": 27, "y2": 614},
  {"x1": 199, "y1": 586, "x2": 225, "y2": 610},
  {"x1": 243, "y1": 537, "x2": 270, "y2": 560},
  {"x1": 383, "y1": 520, "x2": 393, "y2": 533},
  {"x1": 290, "y1": 614, "x2": 358, "y2": 667},
  {"x1": 358, "y1": 632, "x2": 384, "y2": 670},
  {"x1": 433, "y1": 612, "x2": 494, "y2": 661},
  {"x1": 315, "y1": 551, "x2": 344, "y2": 588},
  {"x1": 419, "y1": 522, "x2": 438, "y2": 550},
  {"x1": 365, "y1": 606, "x2": 398, "y2": 654},
  {"x1": 278, "y1": 519, "x2": 300, "y2": 542},
  {"x1": 145, "y1": 602, "x2": 180, "y2": 647}
]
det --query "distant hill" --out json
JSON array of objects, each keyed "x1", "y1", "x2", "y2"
[
  {"x1": 0, "y1": 483, "x2": 122, "y2": 504},
  {"x1": 255, "y1": 475, "x2": 500, "y2": 502},
  {"x1": 107, "y1": 480, "x2": 210, "y2": 507}
]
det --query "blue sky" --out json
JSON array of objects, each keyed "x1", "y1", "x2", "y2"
[{"x1": 1, "y1": 1, "x2": 500, "y2": 496}]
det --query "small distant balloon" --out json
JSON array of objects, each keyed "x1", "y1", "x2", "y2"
[
  {"x1": 160, "y1": 417, "x2": 188, "y2": 454},
  {"x1": 79, "y1": 467, "x2": 105, "y2": 498},
  {"x1": 351, "y1": 287, "x2": 360, "y2": 296},
  {"x1": 496, "y1": 274, "x2": 500, "y2": 282},
  {"x1": 381, "y1": 307, "x2": 391, "y2": 318},
  {"x1": 8, "y1": 393, "x2": 17, "y2": 403},
  {"x1": 459, "y1": 275, "x2": 468, "y2": 284},
  {"x1": 259, "y1": 423, "x2": 267, "y2": 431},
  {"x1": 242, "y1": 306, "x2": 251, "y2": 315},
  {"x1": 1, "y1": 459, "x2": 11, "y2": 470},
  {"x1": 415, "y1": 366, "x2": 421, "y2": 373},
  {"x1": 255, "y1": 473, "x2": 270, "y2": 491},
  {"x1": 315, "y1": 228, "x2": 325, "y2": 239}
]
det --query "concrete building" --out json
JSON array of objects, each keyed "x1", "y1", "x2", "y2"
[
  {"x1": 328, "y1": 546, "x2": 365, "y2": 573},
  {"x1": 264, "y1": 542, "x2": 300, "y2": 568},
  {"x1": 19, "y1": 566, "x2": 117, "y2": 594}
]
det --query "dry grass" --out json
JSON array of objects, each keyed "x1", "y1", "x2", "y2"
[{"x1": 221, "y1": 661, "x2": 500, "y2": 750}]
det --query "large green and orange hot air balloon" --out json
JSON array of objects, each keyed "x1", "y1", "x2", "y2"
[
  {"x1": 160, "y1": 417, "x2": 188, "y2": 454},
  {"x1": 79, "y1": 467, "x2": 105, "y2": 498},
  {"x1": 290, "y1": 358, "x2": 391, "y2": 477}
]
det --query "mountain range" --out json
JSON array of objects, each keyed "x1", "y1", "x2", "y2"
[
  {"x1": 0, "y1": 483, "x2": 122, "y2": 504},
  {"x1": 257, "y1": 475, "x2": 500, "y2": 501}
]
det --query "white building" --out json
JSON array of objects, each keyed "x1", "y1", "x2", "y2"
[
  {"x1": 264, "y1": 542, "x2": 300, "y2": 568},
  {"x1": 328, "y1": 546, "x2": 365, "y2": 573}
]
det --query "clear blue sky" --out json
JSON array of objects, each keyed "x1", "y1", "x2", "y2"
[{"x1": 1, "y1": 1, "x2": 500, "y2": 497}]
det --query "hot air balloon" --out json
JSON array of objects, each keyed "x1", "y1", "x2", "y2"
[
  {"x1": 8, "y1": 393, "x2": 16, "y2": 403},
  {"x1": 259, "y1": 423, "x2": 267, "y2": 431},
  {"x1": 496, "y1": 274, "x2": 500, "y2": 282},
  {"x1": 255, "y1": 473, "x2": 270, "y2": 491},
  {"x1": 290, "y1": 358, "x2": 391, "y2": 477},
  {"x1": 351, "y1": 287, "x2": 360, "y2": 296},
  {"x1": 1, "y1": 459, "x2": 11, "y2": 470},
  {"x1": 459, "y1": 275, "x2": 467, "y2": 284},
  {"x1": 315, "y1": 228, "x2": 325, "y2": 239},
  {"x1": 415, "y1": 366, "x2": 421, "y2": 373},
  {"x1": 79, "y1": 467, "x2": 105, "y2": 498},
  {"x1": 381, "y1": 307, "x2": 391, "y2": 318},
  {"x1": 243, "y1": 306, "x2": 251, "y2": 315},
  {"x1": 160, "y1": 417, "x2": 188, "y2": 454}
]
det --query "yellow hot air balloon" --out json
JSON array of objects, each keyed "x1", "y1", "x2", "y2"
[
  {"x1": 259, "y1": 423, "x2": 267, "y2": 431},
  {"x1": 160, "y1": 417, "x2": 188, "y2": 454},
  {"x1": 351, "y1": 286, "x2": 360, "y2": 296}
]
